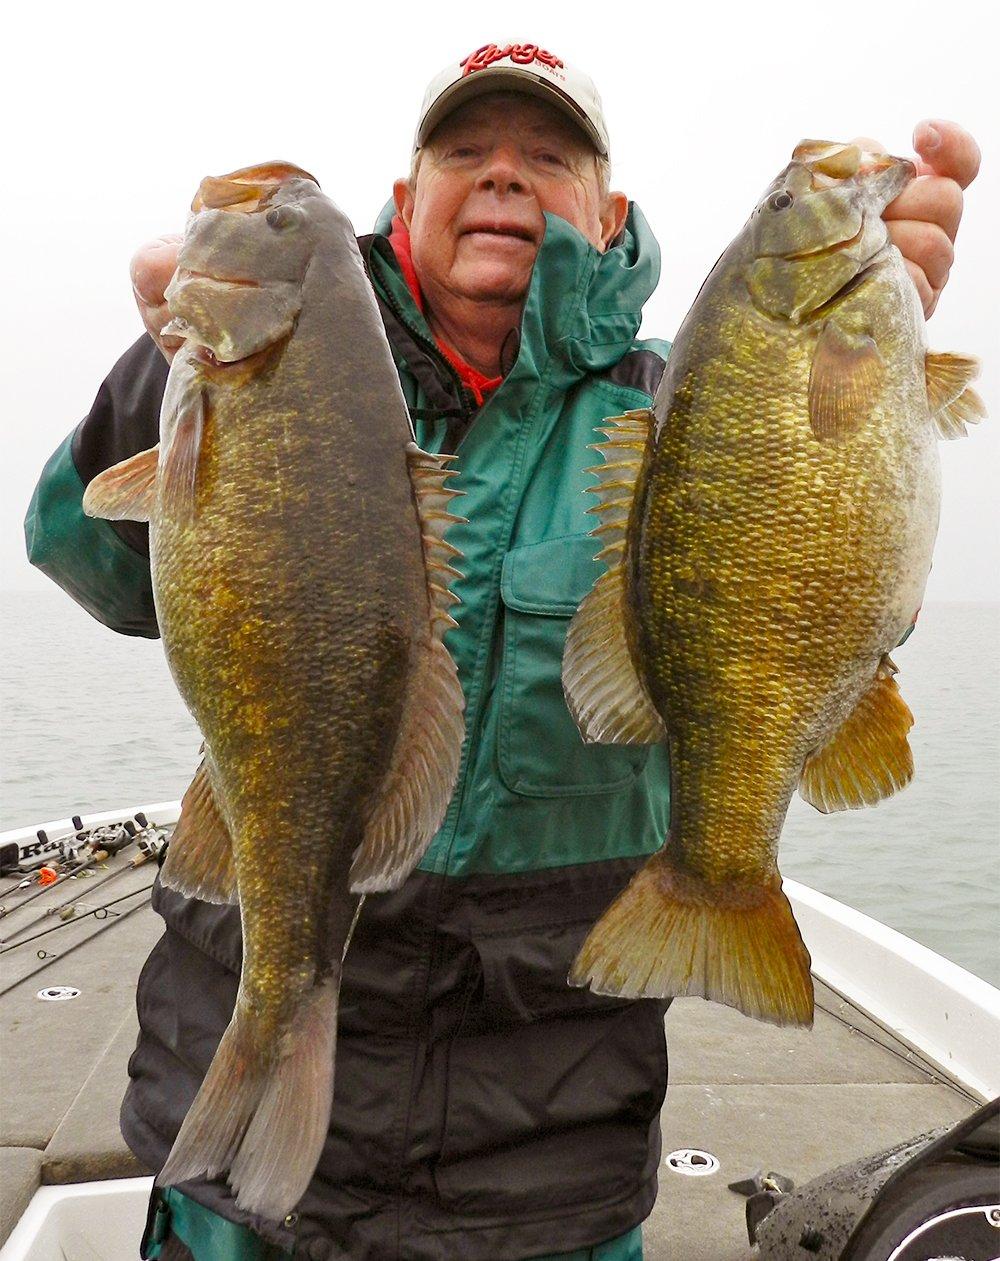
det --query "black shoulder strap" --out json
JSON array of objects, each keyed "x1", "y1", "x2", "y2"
[
  {"x1": 356, "y1": 234, "x2": 466, "y2": 422},
  {"x1": 600, "y1": 348, "x2": 666, "y2": 399}
]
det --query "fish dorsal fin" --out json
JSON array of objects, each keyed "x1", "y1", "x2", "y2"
[
  {"x1": 925, "y1": 351, "x2": 987, "y2": 440},
  {"x1": 349, "y1": 443, "x2": 466, "y2": 893},
  {"x1": 562, "y1": 409, "x2": 667, "y2": 745},
  {"x1": 160, "y1": 755, "x2": 238, "y2": 903},
  {"x1": 799, "y1": 656, "x2": 914, "y2": 813},
  {"x1": 808, "y1": 320, "x2": 884, "y2": 443},
  {"x1": 82, "y1": 446, "x2": 160, "y2": 522},
  {"x1": 403, "y1": 441, "x2": 466, "y2": 631}
]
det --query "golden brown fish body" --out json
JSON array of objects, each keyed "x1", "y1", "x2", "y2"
[
  {"x1": 563, "y1": 141, "x2": 985, "y2": 1025},
  {"x1": 156, "y1": 226, "x2": 425, "y2": 1048},
  {"x1": 83, "y1": 164, "x2": 464, "y2": 1217}
]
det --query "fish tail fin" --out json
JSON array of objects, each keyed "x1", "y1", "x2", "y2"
[
  {"x1": 569, "y1": 849, "x2": 814, "y2": 1027},
  {"x1": 157, "y1": 977, "x2": 339, "y2": 1220}
]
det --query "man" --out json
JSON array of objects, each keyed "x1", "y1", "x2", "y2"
[{"x1": 25, "y1": 43, "x2": 980, "y2": 1261}]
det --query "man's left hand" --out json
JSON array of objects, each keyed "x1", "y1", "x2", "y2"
[{"x1": 854, "y1": 121, "x2": 981, "y2": 321}]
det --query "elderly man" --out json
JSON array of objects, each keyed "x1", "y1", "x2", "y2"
[{"x1": 25, "y1": 43, "x2": 980, "y2": 1261}]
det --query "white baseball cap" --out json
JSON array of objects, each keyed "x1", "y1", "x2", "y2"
[{"x1": 414, "y1": 43, "x2": 610, "y2": 158}]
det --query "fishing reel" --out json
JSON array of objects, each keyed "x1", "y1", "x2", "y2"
[{"x1": 739, "y1": 1097, "x2": 999, "y2": 1260}]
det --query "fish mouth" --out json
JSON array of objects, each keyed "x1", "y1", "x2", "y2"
[
  {"x1": 182, "y1": 268, "x2": 261, "y2": 286},
  {"x1": 752, "y1": 218, "x2": 868, "y2": 265},
  {"x1": 190, "y1": 337, "x2": 290, "y2": 375},
  {"x1": 178, "y1": 268, "x2": 261, "y2": 289},
  {"x1": 192, "y1": 343, "x2": 247, "y2": 369},
  {"x1": 780, "y1": 218, "x2": 867, "y2": 263}
]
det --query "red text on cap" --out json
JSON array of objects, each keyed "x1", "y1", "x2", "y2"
[{"x1": 461, "y1": 44, "x2": 565, "y2": 77}]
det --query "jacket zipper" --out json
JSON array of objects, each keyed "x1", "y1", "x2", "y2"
[{"x1": 375, "y1": 277, "x2": 479, "y2": 426}]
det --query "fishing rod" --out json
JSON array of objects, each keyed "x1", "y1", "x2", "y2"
[
  {"x1": 0, "y1": 890, "x2": 154, "y2": 1000},
  {"x1": 0, "y1": 832, "x2": 166, "y2": 946},
  {"x1": 0, "y1": 881, "x2": 156, "y2": 956},
  {"x1": 0, "y1": 814, "x2": 150, "y2": 920},
  {"x1": 0, "y1": 836, "x2": 134, "y2": 918},
  {"x1": 0, "y1": 815, "x2": 94, "y2": 883}
]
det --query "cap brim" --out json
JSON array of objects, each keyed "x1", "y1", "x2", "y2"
[{"x1": 416, "y1": 67, "x2": 607, "y2": 157}]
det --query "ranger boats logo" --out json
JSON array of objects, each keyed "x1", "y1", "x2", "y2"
[{"x1": 461, "y1": 44, "x2": 565, "y2": 78}]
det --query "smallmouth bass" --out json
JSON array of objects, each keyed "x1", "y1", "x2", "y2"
[
  {"x1": 84, "y1": 162, "x2": 465, "y2": 1217},
  {"x1": 563, "y1": 141, "x2": 985, "y2": 1027}
]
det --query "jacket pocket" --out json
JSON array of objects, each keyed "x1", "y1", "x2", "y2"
[
  {"x1": 498, "y1": 535, "x2": 650, "y2": 797},
  {"x1": 432, "y1": 916, "x2": 668, "y2": 1214}
]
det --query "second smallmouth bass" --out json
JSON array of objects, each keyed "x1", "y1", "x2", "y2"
[
  {"x1": 84, "y1": 163, "x2": 465, "y2": 1218},
  {"x1": 563, "y1": 141, "x2": 985, "y2": 1027}
]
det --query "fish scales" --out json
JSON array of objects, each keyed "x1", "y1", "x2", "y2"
[
  {"x1": 156, "y1": 353, "x2": 422, "y2": 1041},
  {"x1": 638, "y1": 247, "x2": 936, "y2": 881},
  {"x1": 82, "y1": 162, "x2": 465, "y2": 1219},
  {"x1": 563, "y1": 140, "x2": 984, "y2": 1026}
]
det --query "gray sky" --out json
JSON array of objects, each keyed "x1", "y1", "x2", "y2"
[{"x1": 3, "y1": 0, "x2": 996, "y2": 602}]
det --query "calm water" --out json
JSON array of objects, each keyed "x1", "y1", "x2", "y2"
[{"x1": 2, "y1": 590, "x2": 997, "y2": 985}]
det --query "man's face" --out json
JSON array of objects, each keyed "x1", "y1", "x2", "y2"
[{"x1": 393, "y1": 94, "x2": 627, "y2": 308}]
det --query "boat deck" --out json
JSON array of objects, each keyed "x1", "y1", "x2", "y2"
[{"x1": 0, "y1": 848, "x2": 974, "y2": 1259}]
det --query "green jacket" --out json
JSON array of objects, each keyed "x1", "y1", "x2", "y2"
[{"x1": 26, "y1": 203, "x2": 675, "y2": 1261}]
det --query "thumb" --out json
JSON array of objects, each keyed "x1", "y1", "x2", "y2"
[{"x1": 130, "y1": 235, "x2": 182, "y2": 307}]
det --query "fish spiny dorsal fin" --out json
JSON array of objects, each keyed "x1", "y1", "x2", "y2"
[
  {"x1": 562, "y1": 410, "x2": 667, "y2": 746},
  {"x1": 348, "y1": 443, "x2": 466, "y2": 894},
  {"x1": 799, "y1": 655, "x2": 914, "y2": 813},
  {"x1": 82, "y1": 446, "x2": 159, "y2": 522},
  {"x1": 405, "y1": 442, "x2": 466, "y2": 629},
  {"x1": 925, "y1": 351, "x2": 987, "y2": 440}
]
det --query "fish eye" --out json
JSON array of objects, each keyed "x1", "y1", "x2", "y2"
[
  {"x1": 266, "y1": 205, "x2": 302, "y2": 231},
  {"x1": 769, "y1": 190, "x2": 794, "y2": 211}
]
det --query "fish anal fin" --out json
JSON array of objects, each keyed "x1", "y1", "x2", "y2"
[
  {"x1": 160, "y1": 757, "x2": 238, "y2": 903},
  {"x1": 925, "y1": 351, "x2": 986, "y2": 439},
  {"x1": 808, "y1": 320, "x2": 884, "y2": 443},
  {"x1": 82, "y1": 446, "x2": 159, "y2": 522},
  {"x1": 799, "y1": 656, "x2": 914, "y2": 813},
  {"x1": 562, "y1": 409, "x2": 665, "y2": 745},
  {"x1": 570, "y1": 848, "x2": 814, "y2": 1027},
  {"x1": 348, "y1": 444, "x2": 466, "y2": 894}
]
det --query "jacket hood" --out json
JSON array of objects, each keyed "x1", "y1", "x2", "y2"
[{"x1": 371, "y1": 198, "x2": 661, "y2": 386}]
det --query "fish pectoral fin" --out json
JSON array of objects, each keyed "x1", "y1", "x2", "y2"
[
  {"x1": 925, "y1": 351, "x2": 987, "y2": 439},
  {"x1": 808, "y1": 320, "x2": 884, "y2": 443},
  {"x1": 160, "y1": 756, "x2": 238, "y2": 903},
  {"x1": 81, "y1": 446, "x2": 160, "y2": 522},
  {"x1": 570, "y1": 848, "x2": 814, "y2": 1027},
  {"x1": 799, "y1": 656, "x2": 914, "y2": 813},
  {"x1": 348, "y1": 444, "x2": 466, "y2": 894},
  {"x1": 562, "y1": 409, "x2": 665, "y2": 745},
  {"x1": 160, "y1": 378, "x2": 207, "y2": 523}
]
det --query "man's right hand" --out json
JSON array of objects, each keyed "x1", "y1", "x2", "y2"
[{"x1": 131, "y1": 235, "x2": 183, "y2": 363}]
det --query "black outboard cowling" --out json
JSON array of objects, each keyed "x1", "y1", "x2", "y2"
[{"x1": 747, "y1": 1097, "x2": 999, "y2": 1260}]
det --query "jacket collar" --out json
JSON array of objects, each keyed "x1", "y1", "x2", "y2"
[{"x1": 369, "y1": 199, "x2": 660, "y2": 389}]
